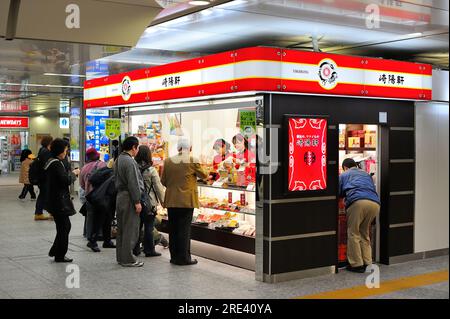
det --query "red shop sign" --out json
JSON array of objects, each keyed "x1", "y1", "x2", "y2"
[
  {"x1": 0, "y1": 117, "x2": 29, "y2": 129},
  {"x1": 287, "y1": 117, "x2": 327, "y2": 192},
  {"x1": 0, "y1": 102, "x2": 29, "y2": 112}
]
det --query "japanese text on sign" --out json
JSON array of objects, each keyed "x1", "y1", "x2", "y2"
[
  {"x1": 378, "y1": 74, "x2": 405, "y2": 85},
  {"x1": 162, "y1": 76, "x2": 181, "y2": 88}
]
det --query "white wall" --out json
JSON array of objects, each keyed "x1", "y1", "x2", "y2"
[
  {"x1": 29, "y1": 115, "x2": 70, "y2": 154},
  {"x1": 415, "y1": 101, "x2": 449, "y2": 252}
]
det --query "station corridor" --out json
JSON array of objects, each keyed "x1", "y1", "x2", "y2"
[{"x1": 0, "y1": 176, "x2": 447, "y2": 299}]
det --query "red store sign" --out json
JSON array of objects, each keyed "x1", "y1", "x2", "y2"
[
  {"x1": 84, "y1": 47, "x2": 432, "y2": 109},
  {"x1": 0, "y1": 102, "x2": 29, "y2": 112},
  {"x1": 0, "y1": 117, "x2": 29, "y2": 129},
  {"x1": 288, "y1": 117, "x2": 327, "y2": 192}
]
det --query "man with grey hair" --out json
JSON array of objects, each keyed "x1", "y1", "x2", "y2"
[
  {"x1": 114, "y1": 136, "x2": 145, "y2": 267},
  {"x1": 161, "y1": 137, "x2": 208, "y2": 265}
]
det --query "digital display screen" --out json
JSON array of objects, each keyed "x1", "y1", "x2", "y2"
[{"x1": 287, "y1": 117, "x2": 327, "y2": 191}]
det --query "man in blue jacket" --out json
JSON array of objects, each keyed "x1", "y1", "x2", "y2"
[{"x1": 339, "y1": 158, "x2": 380, "y2": 273}]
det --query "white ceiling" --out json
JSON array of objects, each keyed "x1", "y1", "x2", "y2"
[{"x1": 136, "y1": 0, "x2": 449, "y2": 68}]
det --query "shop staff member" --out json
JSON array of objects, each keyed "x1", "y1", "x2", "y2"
[
  {"x1": 161, "y1": 137, "x2": 208, "y2": 266},
  {"x1": 212, "y1": 138, "x2": 233, "y2": 170},
  {"x1": 114, "y1": 136, "x2": 145, "y2": 267},
  {"x1": 232, "y1": 133, "x2": 256, "y2": 164},
  {"x1": 339, "y1": 158, "x2": 380, "y2": 273}
]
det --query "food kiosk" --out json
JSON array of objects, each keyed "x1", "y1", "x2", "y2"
[{"x1": 84, "y1": 47, "x2": 431, "y2": 282}]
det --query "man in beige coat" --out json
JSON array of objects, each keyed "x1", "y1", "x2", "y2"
[{"x1": 161, "y1": 137, "x2": 208, "y2": 265}]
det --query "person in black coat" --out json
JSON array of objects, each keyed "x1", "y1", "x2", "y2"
[
  {"x1": 34, "y1": 135, "x2": 53, "y2": 220},
  {"x1": 44, "y1": 138, "x2": 80, "y2": 263}
]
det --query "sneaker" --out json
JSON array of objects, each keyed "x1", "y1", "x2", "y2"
[
  {"x1": 47, "y1": 214, "x2": 54, "y2": 221},
  {"x1": 87, "y1": 242, "x2": 101, "y2": 252},
  {"x1": 34, "y1": 214, "x2": 50, "y2": 221},
  {"x1": 30, "y1": 197, "x2": 36, "y2": 201},
  {"x1": 120, "y1": 261, "x2": 144, "y2": 267}
]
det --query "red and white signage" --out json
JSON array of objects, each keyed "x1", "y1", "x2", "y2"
[
  {"x1": 84, "y1": 47, "x2": 432, "y2": 109},
  {"x1": 0, "y1": 117, "x2": 29, "y2": 129},
  {"x1": 0, "y1": 102, "x2": 29, "y2": 112},
  {"x1": 288, "y1": 117, "x2": 327, "y2": 192}
]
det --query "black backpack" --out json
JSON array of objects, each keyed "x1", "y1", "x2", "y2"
[{"x1": 28, "y1": 158, "x2": 44, "y2": 185}]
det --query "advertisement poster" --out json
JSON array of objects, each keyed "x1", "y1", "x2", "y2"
[
  {"x1": 70, "y1": 106, "x2": 81, "y2": 162},
  {"x1": 239, "y1": 110, "x2": 256, "y2": 137},
  {"x1": 105, "y1": 119, "x2": 121, "y2": 140},
  {"x1": 288, "y1": 117, "x2": 327, "y2": 191},
  {"x1": 86, "y1": 109, "x2": 109, "y2": 152}
]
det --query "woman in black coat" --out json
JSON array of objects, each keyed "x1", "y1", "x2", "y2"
[{"x1": 44, "y1": 138, "x2": 80, "y2": 263}]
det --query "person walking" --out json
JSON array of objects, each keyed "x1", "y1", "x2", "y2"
[
  {"x1": 44, "y1": 138, "x2": 80, "y2": 263},
  {"x1": 18, "y1": 149, "x2": 36, "y2": 200},
  {"x1": 161, "y1": 137, "x2": 208, "y2": 266},
  {"x1": 34, "y1": 136, "x2": 53, "y2": 220},
  {"x1": 114, "y1": 136, "x2": 145, "y2": 267},
  {"x1": 134, "y1": 145, "x2": 165, "y2": 257},
  {"x1": 339, "y1": 158, "x2": 380, "y2": 273}
]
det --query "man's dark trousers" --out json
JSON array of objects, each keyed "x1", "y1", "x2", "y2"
[{"x1": 168, "y1": 208, "x2": 193, "y2": 264}]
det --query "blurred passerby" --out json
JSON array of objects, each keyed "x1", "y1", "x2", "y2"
[{"x1": 18, "y1": 149, "x2": 36, "y2": 200}]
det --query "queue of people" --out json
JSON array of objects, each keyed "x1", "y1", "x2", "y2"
[
  {"x1": 20, "y1": 133, "x2": 256, "y2": 266},
  {"x1": 17, "y1": 130, "x2": 380, "y2": 275}
]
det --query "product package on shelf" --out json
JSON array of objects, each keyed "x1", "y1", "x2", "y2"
[{"x1": 364, "y1": 131, "x2": 377, "y2": 148}]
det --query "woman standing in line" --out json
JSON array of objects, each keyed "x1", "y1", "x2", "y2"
[{"x1": 134, "y1": 145, "x2": 165, "y2": 257}]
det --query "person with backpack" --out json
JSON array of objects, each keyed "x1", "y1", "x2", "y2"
[
  {"x1": 79, "y1": 148, "x2": 108, "y2": 252},
  {"x1": 18, "y1": 149, "x2": 36, "y2": 200},
  {"x1": 44, "y1": 138, "x2": 80, "y2": 262},
  {"x1": 134, "y1": 145, "x2": 165, "y2": 258},
  {"x1": 31, "y1": 135, "x2": 53, "y2": 221}
]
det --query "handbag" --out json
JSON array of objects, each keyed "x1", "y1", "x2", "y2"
[
  {"x1": 61, "y1": 192, "x2": 77, "y2": 216},
  {"x1": 79, "y1": 202, "x2": 87, "y2": 216}
]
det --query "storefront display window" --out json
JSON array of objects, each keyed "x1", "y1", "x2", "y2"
[{"x1": 129, "y1": 107, "x2": 257, "y2": 238}]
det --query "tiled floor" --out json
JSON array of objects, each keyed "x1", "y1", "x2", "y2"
[{"x1": 0, "y1": 180, "x2": 448, "y2": 299}]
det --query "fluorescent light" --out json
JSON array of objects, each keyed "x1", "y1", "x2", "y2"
[
  {"x1": 189, "y1": 1, "x2": 210, "y2": 6},
  {"x1": 44, "y1": 73, "x2": 86, "y2": 78}
]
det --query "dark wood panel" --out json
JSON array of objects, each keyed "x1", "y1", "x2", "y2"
[
  {"x1": 389, "y1": 162, "x2": 415, "y2": 192},
  {"x1": 263, "y1": 203, "x2": 270, "y2": 237},
  {"x1": 389, "y1": 130, "x2": 415, "y2": 159},
  {"x1": 389, "y1": 194, "x2": 415, "y2": 224},
  {"x1": 263, "y1": 240, "x2": 270, "y2": 274},
  {"x1": 270, "y1": 200, "x2": 337, "y2": 237},
  {"x1": 270, "y1": 235, "x2": 336, "y2": 274},
  {"x1": 270, "y1": 162, "x2": 338, "y2": 200},
  {"x1": 389, "y1": 226, "x2": 414, "y2": 257},
  {"x1": 269, "y1": 94, "x2": 414, "y2": 127}
]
